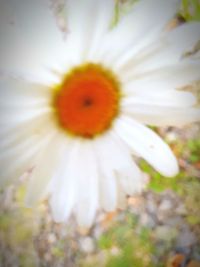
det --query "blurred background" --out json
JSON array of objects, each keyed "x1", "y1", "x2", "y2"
[{"x1": 0, "y1": 0, "x2": 200, "y2": 266}]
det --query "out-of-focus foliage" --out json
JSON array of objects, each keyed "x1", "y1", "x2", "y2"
[
  {"x1": 180, "y1": 0, "x2": 200, "y2": 21},
  {"x1": 111, "y1": 0, "x2": 138, "y2": 26},
  {"x1": 0, "y1": 186, "x2": 38, "y2": 267},
  {"x1": 82, "y1": 214, "x2": 156, "y2": 267},
  {"x1": 115, "y1": 0, "x2": 200, "y2": 22}
]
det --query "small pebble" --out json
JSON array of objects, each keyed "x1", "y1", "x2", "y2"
[
  {"x1": 147, "y1": 200, "x2": 157, "y2": 215},
  {"x1": 177, "y1": 231, "x2": 197, "y2": 248},
  {"x1": 175, "y1": 204, "x2": 188, "y2": 216},
  {"x1": 140, "y1": 213, "x2": 156, "y2": 229},
  {"x1": 155, "y1": 226, "x2": 178, "y2": 242},
  {"x1": 80, "y1": 237, "x2": 95, "y2": 254},
  {"x1": 47, "y1": 233, "x2": 56, "y2": 244},
  {"x1": 166, "y1": 131, "x2": 178, "y2": 142},
  {"x1": 110, "y1": 246, "x2": 121, "y2": 256},
  {"x1": 165, "y1": 216, "x2": 183, "y2": 227},
  {"x1": 159, "y1": 199, "x2": 173, "y2": 212}
]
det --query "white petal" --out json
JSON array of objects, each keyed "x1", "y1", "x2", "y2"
[
  {"x1": 98, "y1": 173, "x2": 117, "y2": 212},
  {"x1": 65, "y1": 0, "x2": 114, "y2": 63},
  {"x1": 0, "y1": 113, "x2": 56, "y2": 155},
  {"x1": 50, "y1": 140, "x2": 78, "y2": 222},
  {"x1": 114, "y1": 116, "x2": 179, "y2": 177},
  {"x1": 99, "y1": 0, "x2": 179, "y2": 66},
  {"x1": 0, "y1": 77, "x2": 51, "y2": 108},
  {"x1": 122, "y1": 90, "x2": 196, "y2": 108},
  {"x1": 94, "y1": 132, "x2": 131, "y2": 171},
  {"x1": 123, "y1": 105, "x2": 200, "y2": 127},
  {"x1": 94, "y1": 132, "x2": 145, "y2": 206},
  {"x1": 0, "y1": 77, "x2": 53, "y2": 130},
  {"x1": 0, "y1": 129, "x2": 54, "y2": 187},
  {"x1": 122, "y1": 61, "x2": 200, "y2": 89},
  {"x1": 0, "y1": 105, "x2": 52, "y2": 128},
  {"x1": 93, "y1": 134, "x2": 120, "y2": 212},
  {"x1": 167, "y1": 22, "x2": 200, "y2": 59},
  {"x1": 72, "y1": 141, "x2": 99, "y2": 227},
  {"x1": 134, "y1": 22, "x2": 200, "y2": 72},
  {"x1": 0, "y1": 135, "x2": 39, "y2": 162},
  {"x1": 116, "y1": 160, "x2": 146, "y2": 195},
  {"x1": 25, "y1": 132, "x2": 66, "y2": 206},
  {"x1": 0, "y1": 0, "x2": 70, "y2": 83},
  {"x1": 0, "y1": 113, "x2": 54, "y2": 145},
  {"x1": 0, "y1": 151, "x2": 35, "y2": 187}
]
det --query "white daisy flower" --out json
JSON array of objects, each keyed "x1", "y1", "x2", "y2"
[{"x1": 0, "y1": 0, "x2": 200, "y2": 227}]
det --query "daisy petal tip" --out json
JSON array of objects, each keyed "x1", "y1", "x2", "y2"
[
  {"x1": 49, "y1": 197, "x2": 72, "y2": 223},
  {"x1": 76, "y1": 204, "x2": 98, "y2": 228},
  {"x1": 77, "y1": 221, "x2": 91, "y2": 229},
  {"x1": 51, "y1": 212, "x2": 65, "y2": 224},
  {"x1": 77, "y1": 215, "x2": 95, "y2": 229},
  {"x1": 161, "y1": 159, "x2": 179, "y2": 178},
  {"x1": 50, "y1": 206, "x2": 69, "y2": 224},
  {"x1": 103, "y1": 204, "x2": 117, "y2": 213}
]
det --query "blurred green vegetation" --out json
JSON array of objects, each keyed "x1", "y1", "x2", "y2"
[
  {"x1": 111, "y1": 0, "x2": 139, "y2": 26},
  {"x1": 98, "y1": 215, "x2": 154, "y2": 267},
  {"x1": 114, "y1": 0, "x2": 200, "y2": 22},
  {"x1": 180, "y1": 0, "x2": 200, "y2": 21},
  {"x1": 0, "y1": 198, "x2": 38, "y2": 267}
]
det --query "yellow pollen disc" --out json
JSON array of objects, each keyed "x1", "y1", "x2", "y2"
[{"x1": 53, "y1": 63, "x2": 121, "y2": 138}]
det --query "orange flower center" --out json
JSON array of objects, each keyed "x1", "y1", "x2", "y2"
[{"x1": 53, "y1": 63, "x2": 121, "y2": 138}]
